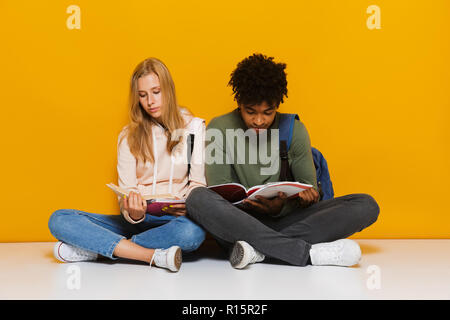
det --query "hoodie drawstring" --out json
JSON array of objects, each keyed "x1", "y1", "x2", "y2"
[
  {"x1": 152, "y1": 126, "x2": 175, "y2": 196},
  {"x1": 168, "y1": 154, "x2": 175, "y2": 195},
  {"x1": 152, "y1": 130, "x2": 158, "y2": 195}
]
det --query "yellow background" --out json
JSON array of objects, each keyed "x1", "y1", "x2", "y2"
[{"x1": 0, "y1": 1, "x2": 449, "y2": 242}]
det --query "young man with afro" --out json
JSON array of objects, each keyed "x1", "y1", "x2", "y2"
[{"x1": 185, "y1": 53, "x2": 380, "y2": 269}]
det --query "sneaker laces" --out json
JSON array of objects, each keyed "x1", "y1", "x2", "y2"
[
  {"x1": 149, "y1": 249, "x2": 164, "y2": 269},
  {"x1": 247, "y1": 245, "x2": 265, "y2": 264}
]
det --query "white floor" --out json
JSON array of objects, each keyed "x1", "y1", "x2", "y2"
[{"x1": 0, "y1": 239, "x2": 449, "y2": 300}]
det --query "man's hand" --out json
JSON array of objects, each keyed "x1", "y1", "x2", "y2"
[
  {"x1": 298, "y1": 188, "x2": 320, "y2": 208},
  {"x1": 123, "y1": 191, "x2": 147, "y2": 221},
  {"x1": 242, "y1": 192, "x2": 288, "y2": 216}
]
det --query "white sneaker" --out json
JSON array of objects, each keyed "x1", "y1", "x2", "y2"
[
  {"x1": 151, "y1": 246, "x2": 182, "y2": 272},
  {"x1": 53, "y1": 241, "x2": 98, "y2": 263},
  {"x1": 309, "y1": 239, "x2": 361, "y2": 267},
  {"x1": 230, "y1": 241, "x2": 265, "y2": 269}
]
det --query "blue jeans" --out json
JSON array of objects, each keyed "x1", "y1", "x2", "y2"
[{"x1": 48, "y1": 209, "x2": 206, "y2": 260}]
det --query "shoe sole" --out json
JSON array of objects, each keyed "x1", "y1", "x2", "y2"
[
  {"x1": 230, "y1": 241, "x2": 246, "y2": 269},
  {"x1": 174, "y1": 247, "x2": 182, "y2": 271},
  {"x1": 53, "y1": 241, "x2": 68, "y2": 263},
  {"x1": 167, "y1": 246, "x2": 182, "y2": 272}
]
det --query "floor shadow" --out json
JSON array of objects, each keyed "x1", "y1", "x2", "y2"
[
  {"x1": 96, "y1": 239, "x2": 228, "y2": 265},
  {"x1": 183, "y1": 239, "x2": 228, "y2": 262},
  {"x1": 47, "y1": 239, "x2": 227, "y2": 266},
  {"x1": 46, "y1": 240, "x2": 379, "y2": 268},
  {"x1": 44, "y1": 250, "x2": 58, "y2": 262},
  {"x1": 359, "y1": 242, "x2": 383, "y2": 255}
]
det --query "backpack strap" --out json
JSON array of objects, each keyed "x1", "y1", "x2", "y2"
[
  {"x1": 185, "y1": 117, "x2": 204, "y2": 177},
  {"x1": 278, "y1": 113, "x2": 299, "y2": 150},
  {"x1": 278, "y1": 113, "x2": 299, "y2": 181},
  {"x1": 187, "y1": 133, "x2": 195, "y2": 176},
  {"x1": 278, "y1": 113, "x2": 331, "y2": 201}
]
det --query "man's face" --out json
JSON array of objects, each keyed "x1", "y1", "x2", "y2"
[{"x1": 239, "y1": 101, "x2": 277, "y2": 133}]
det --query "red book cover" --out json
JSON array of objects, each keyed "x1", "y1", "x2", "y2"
[
  {"x1": 207, "y1": 183, "x2": 248, "y2": 203},
  {"x1": 146, "y1": 199, "x2": 185, "y2": 216},
  {"x1": 208, "y1": 181, "x2": 313, "y2": 205}
]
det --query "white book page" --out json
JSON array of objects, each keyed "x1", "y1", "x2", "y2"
[
  {"x1": 247, "y1": 182, "x2": 312, "y2": 200},
  {"x1": 106, "y1": 183, "x2": 176, "y2": 200},
  {"x1": 247, "y1": 184, "x2": 268, "y2": 194},
  {"x1": 151, "y1": 199, "x2": 185, "y2": 203}
]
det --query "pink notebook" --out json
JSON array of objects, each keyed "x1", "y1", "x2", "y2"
[{"x1": 146, "y1": 199, "x2": 185, "y2": 216}]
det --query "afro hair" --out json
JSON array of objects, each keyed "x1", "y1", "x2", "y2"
[{"x1": 228, "y1": 53, "x2": 288, "y2": 107}]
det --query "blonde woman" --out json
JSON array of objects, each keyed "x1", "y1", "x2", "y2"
[{"x1": 48, "y1": 58, "x2": 206, "y2": 272}]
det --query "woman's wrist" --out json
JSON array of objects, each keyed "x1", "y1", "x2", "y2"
[{"x1": 129, "y1": 211, "x2": 145, "y2": 221}]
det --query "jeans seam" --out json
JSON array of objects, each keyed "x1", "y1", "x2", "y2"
[
  {"x1": 106, "y1": 236, "x2": 126, "y2": 260},
  {"x1": 74, "y1": 210, "x2": 128, "y2": 259},
  {"x1": 76, "y1": 211, "x2": 129, "y2": 233}
]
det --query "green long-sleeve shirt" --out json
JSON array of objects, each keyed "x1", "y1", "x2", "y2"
[{"x1": 205, "y1": 108, "x2": 318, "y2": 217}]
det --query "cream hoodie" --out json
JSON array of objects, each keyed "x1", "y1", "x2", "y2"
[{"x1": 117, "y1": 110, "x2": 206, "y2": 224}]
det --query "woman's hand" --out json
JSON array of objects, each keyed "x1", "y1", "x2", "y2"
[
  {"x1": 242, "y1": 192, "x2": 288, "y2": 216},
  {"x1": 162, "y1": 204, "x2": 187, "y2": 216},
  {"x1": 123, "y1": 191, "x2": 147, "y2": 221},
  {"x1": 298, "y1": 188, "x2": 320, "y2": 208}
]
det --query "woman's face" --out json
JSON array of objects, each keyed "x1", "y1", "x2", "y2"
[{"x1": 137, "y1": 73, "x2": 162, "y2": 120}]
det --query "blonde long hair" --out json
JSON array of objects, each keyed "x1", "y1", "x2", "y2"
[{"x1": 120, "y1": 58, "x2": 186, "y2": 164}]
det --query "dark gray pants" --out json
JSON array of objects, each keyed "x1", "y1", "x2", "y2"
[{"x1": 186, "y1": 187, "x2": 380, "y2": 266}]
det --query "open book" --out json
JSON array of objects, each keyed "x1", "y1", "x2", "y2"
[
  {"x1": 106, "y1": 183, "x2": 185, "y2": 215},
  {"x1": 207, "y1": 181, "x2": 313, "y2": 205}
]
